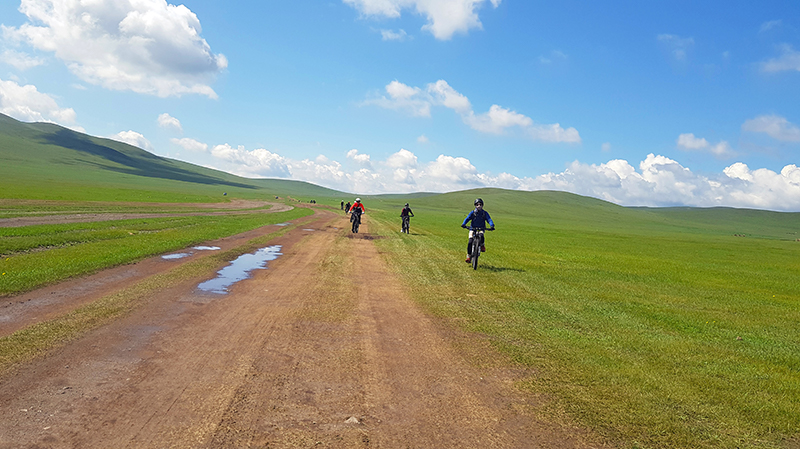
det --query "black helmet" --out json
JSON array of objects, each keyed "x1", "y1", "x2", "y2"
[
  {"x1": 474, "y1": 198, "x2": 484, "y2": 206},
  {"x1": 405, "y1": 203, "x2": 409, "y2": 207}
]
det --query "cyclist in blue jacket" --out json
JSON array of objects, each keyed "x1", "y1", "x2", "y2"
[{"x1": 461, "y1": 198, "x2": 495, "y2": 263}]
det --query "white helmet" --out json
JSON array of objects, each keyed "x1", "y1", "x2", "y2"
[{"x1": 355, "y1": 198, "x2": 361, "y2": 202}]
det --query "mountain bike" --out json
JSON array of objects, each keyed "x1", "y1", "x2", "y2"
[
  {"x1": 468, "y1": 227, "x2": 493, "y2": 270},
  {"x1": 351, "y1": 211, "x2": 362, "y2": 233},
  {"x1": 401, "y1": 215, "x2": 411, "y2": 234}
]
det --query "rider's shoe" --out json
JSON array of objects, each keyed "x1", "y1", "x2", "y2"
[
  {"x1": 481, "y1": 245, "x2": 486, "y2": 252},
  {"x1": 465, "y1": 257, "x2": 471, "y2": 263}
]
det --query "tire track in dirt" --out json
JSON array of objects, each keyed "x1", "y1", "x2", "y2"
[{"x1": 0, "y1": 211, "x2": 599, "y2": 448}]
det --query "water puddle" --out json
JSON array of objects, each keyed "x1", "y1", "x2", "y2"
[
  {"x1": 303, "y1": 229, "x2": 315, "y2": 231},
  {"x1": 274, "y1": 223, "x2": 291, "y2": 227},
  {"x1": 197, "y1": 245, "x2": 283, "y2": 294},
  {"x1": 162, "y1": 252, "x2": 191, "y2": 260},
  {"x1": 162, "y1": 246, "x2": 221, "y2": 260}
]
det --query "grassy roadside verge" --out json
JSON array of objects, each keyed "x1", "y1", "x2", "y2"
[
  {"x1": 364, "y1": 195, "x2": 800, "y2": 448},
  {"x1": 0, "y1": 214, "x2": 317, "y2": 377},
  {"x1": 0, "y1": 208, "x2": 312, "y2": 296}
]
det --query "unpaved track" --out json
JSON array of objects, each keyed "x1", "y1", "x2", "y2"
[{"x1": 0, "y1": 209, "x2": 598, "y2": 448}]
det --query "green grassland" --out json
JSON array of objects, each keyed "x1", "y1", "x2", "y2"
[
  {"x1": 365, "y1": 190, "x2": 800, "y2": 448},
  {"x1": 0, "y1": 112, "x2": 347, "y2": 204},
  {"x1": 3, "y1": 114, "x2": 800, "y2": 447}
]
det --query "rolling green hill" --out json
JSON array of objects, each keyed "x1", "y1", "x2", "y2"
[{"x1": 0, "y1": 113, "x2": 346, "y2": 203}]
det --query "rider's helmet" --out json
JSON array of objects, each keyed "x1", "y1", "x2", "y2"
[
  {"x1": 474, "y1": 198, "x2": 484, "y2": 206},
  {"x1": 405, "y1": 203, "x2": 409, "y2": 207},
  {"x1": 355, "y1": 198, "x2": 361, "y2": 202}
]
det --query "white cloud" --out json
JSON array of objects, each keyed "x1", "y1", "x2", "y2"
[
  {"x1": 347, "y1": 148, "x2": 372, "y2": 167},
  {"x1": 677, "y1": 133, "x2": 735, "y2": 158},
  {"x1": 381, "y1": 29, "x2": 409, "y2": 41},
  {"x1": 0, "y1": 49, "x2": 45, "y2": 70},
  {"x1": 677, "y1": 133, "x2": 709, "y2": 150},
  {"x1": 366, "y1": 79, "x2": 580, "y2": 143},
  {"x1": 211, "y1": 144, "x2": 292, "y2": 178},
  {"x1": 742, "y1": 115, "x2": 800, "y2": 142},
  {"x1": 464, "y1": 104, "x2": 531, "y2": 134},
  {"x1": 344, "y1": 0, "x2": 501, "y2": 40},
  {"x1": 658, "y1": 33, "x2": 694, "y2": 61},
  {"x1": 0, "y1": 77, "x2": 77, "y2": 125},
  {"x1": 195, "y1": 141, "x2": 800, "y2": 210},
  {"x1": 4, "y1": 0, "x2": 226, "y2": 98},
  {"x1": 171, "y1": 137, "x2": 207, "y2": 152},
  {"x1": 601, "y1": 142, "x2": 611, "y2": 152},
  {"x1": 158, "y1": 113, "x2": 183, "y2": 132},
  {"x1": 759, "y1": 20, "x2": 782, "y2": 33},
  {"x1": 539, "y1": 49, "x2": 567, "y2": 65},
  {"x1": 417, "y1": 134, "x2": 429, "y2": 143},
  {"x1": 761, "y1": 44, "x2": 800, "y2": 73},
  {"x1": 110, "y1": 130, "x2": 153, "y2": 152},
  {"x1": 528, "y1": 155, "x2": 800, "y2": 211}
]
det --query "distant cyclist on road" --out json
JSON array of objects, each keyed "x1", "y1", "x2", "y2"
[
  {"x1": 461, "y1": 198, "x2": 495, "y2": 263},
  {"x1": 348, "y1": 197, "x2": 366, "y2": 233},
  {"x1": 400, "y1": 203, "x2": 414, "y2": 233}
]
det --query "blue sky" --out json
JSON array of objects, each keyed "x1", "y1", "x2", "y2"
[{"x1": 1, "y1": 1, "x2": 799, "y2": 210}]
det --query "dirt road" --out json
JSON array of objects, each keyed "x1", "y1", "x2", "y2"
[{"x1": 0, "y1": 209, "x2": 598, "y2": 448}]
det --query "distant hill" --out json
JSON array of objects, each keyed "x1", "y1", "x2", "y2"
[{"x1": 0, "y1": 113, "x2": 347, "y2": 202}]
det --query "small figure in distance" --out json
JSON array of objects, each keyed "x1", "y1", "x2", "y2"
[
  {"x1": 461, "y1": 198, "x2": 495, "y2": 264},
  {"x1": 341, "y1": 200, "x2": 344, "y2": 210},
  {"x1": 400, "y1": 202, "x2": 414, "y2": 233},
  {"x1": 344, "y1": 201, "x2": 351, "y2": 213},
  {"x1": 348, "y1": 197, "x2": 366, "y2": 233}
]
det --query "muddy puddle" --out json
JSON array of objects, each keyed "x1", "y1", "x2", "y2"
[
  {"x1": 197, "y1": 245, "x2": 283, "y2": 294},
  {"x1": 162, "y1": 246, "x2": 221, "y2": 260}
]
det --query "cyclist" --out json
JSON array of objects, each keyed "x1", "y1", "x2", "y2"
[
  {"x1": 400, "y1": 203, "x2": 414, "y2": 233},
  {"x1": 348, "y1": 197, "x2": 366, "y2": 233},
  {"x1": 461, "y1": 198, "x2": 495, "y2": 263}
]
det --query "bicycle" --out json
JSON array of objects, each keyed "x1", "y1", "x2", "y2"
[
  {"x1": 468, "y1": 226, "x2": 494, "y2": 270},
  {"x1": 351, "y1": 210, "x2": 362, "y2": 233},
  {"x1": 401, "y1": 215, "x2": 411, "y2": 234}
]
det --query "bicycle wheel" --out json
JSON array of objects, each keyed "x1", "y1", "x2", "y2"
[{"x1": 472, "y1": 242, "x2": 480, "y2": 270}]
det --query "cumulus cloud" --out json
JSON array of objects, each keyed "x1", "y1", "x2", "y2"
[
  {"x1": 344, "y1": 0, "x2": 501, "y2": 40},
  {"x1": 0, "y1": 49, "x2": 45, "y2": 70},
  {"x1": 381, "y1": 29, "x2": 409, "y2": 41},
  {"x1": 171, "y1": 137, "x2": 207, "y2": 152},
  {"x1": 676, "y1": 133, "x2": 735, "y2": 158},
  {"x1": 417, "y1": 134, "x2": 429, "y2": 143},
  {"x1": 182, "y1": 138, "x2": 800, "y2": 210},
  {"x1": 761, "y1": 44, "x2": 800, "y2": 73},
  {"x1": 158, "y1": 113, "x2": 183, "y2": 132},
  {"x1": 347, "y1": 148, "x2": 372, "y2": 167},
  {"x1": 0, "y1": 77, "x2": 77, "y2": 125},
  {"x1": 658, "y1": 33, "x2": 694, "y2": 61},
  {"x1": 365, "y1": 79, "x2": 580, "y2": 143},
  {"x1": 4, "y1": 0, "x2": 227, "y2": 98},
  {"x1": 742, "y1": 115, "x2": 800, "y2": 141},
  {"x1": 110, "y1": 130, "x2": 153, "y2": 151}
]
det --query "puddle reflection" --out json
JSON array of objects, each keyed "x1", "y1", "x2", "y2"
[
  {"x1": 193, "y1": 246, "x2": 221, "y2": 251},
  {"x1": 162, "y1": 252, "x2": 191, "y2": 260},
  {"x1": 197, "y1": 245, "x2": 283, "y2": 294}
]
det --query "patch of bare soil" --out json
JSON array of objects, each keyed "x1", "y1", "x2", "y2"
[
  {"x1": 0, "y1": 211, "x2": 601, "y2": 448},
  {"x1": 0, "y1": 200, "x2": 292, "y2": 228}
]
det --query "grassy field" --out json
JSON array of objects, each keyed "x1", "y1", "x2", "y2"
[
  {"x1": 4, "y1": 113, "x2": 800, "y2": 447},
  {"x1": 0, "y1": 208, "x2": 312, "y2": 296},
  {"x1": 364, "y1": 190, "x2": 800, "y2": 448}
]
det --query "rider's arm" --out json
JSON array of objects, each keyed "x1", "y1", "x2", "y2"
[
  {"x1": 461, "y1": 211, "x2": 473, "y2": 228},
  {"x1": 485, "y1": 211, "x2": 495, "y2": 228}
]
